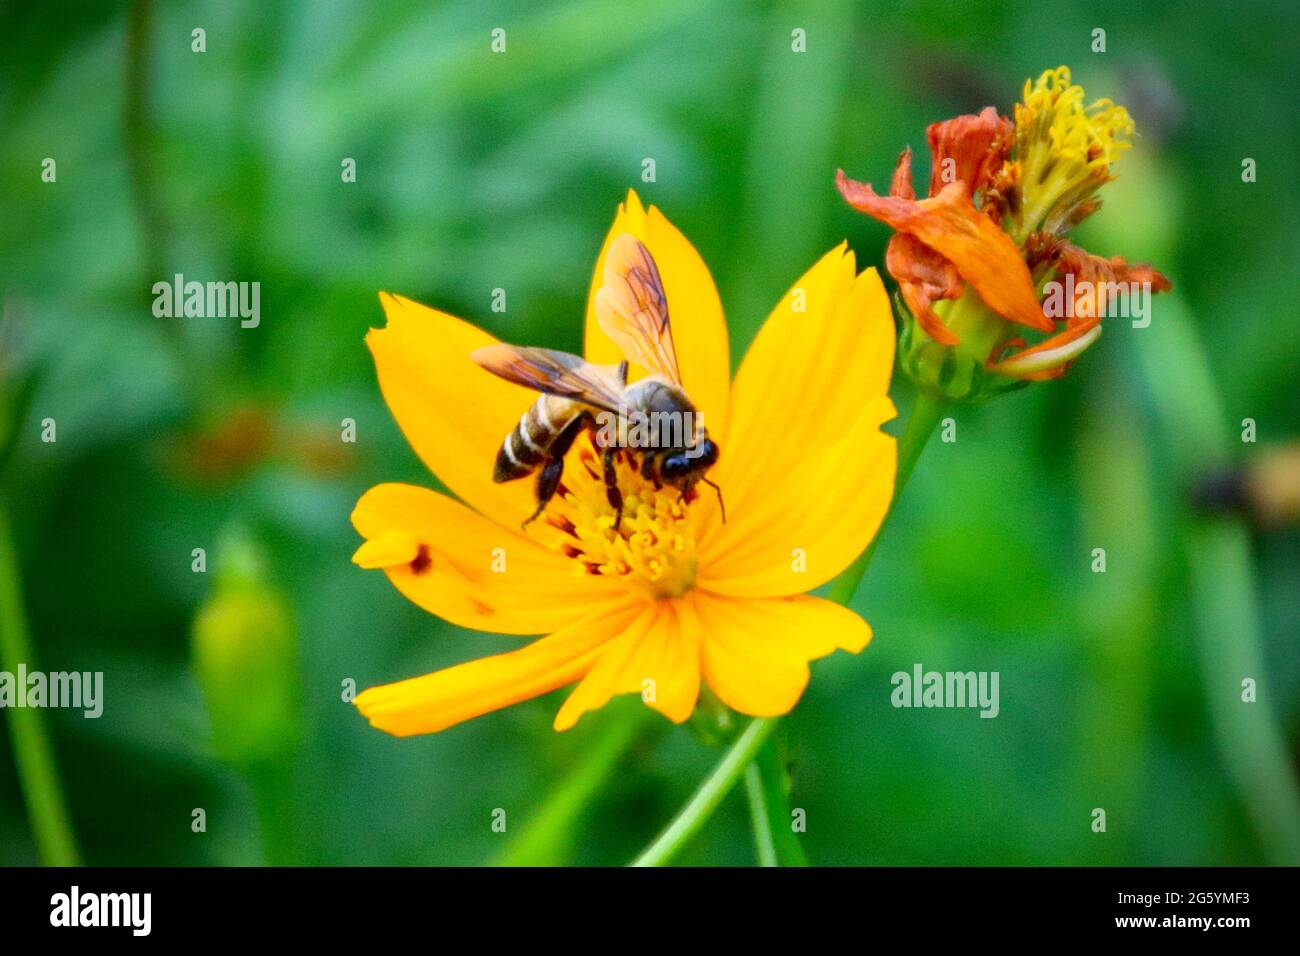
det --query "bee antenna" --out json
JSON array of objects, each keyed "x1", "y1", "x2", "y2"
[{"x1": 702, "y1": 477, "x2": 726, "y2": 523}]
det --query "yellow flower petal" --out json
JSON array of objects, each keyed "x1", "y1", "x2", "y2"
[
  {"x1": 352, "y1": 529, "x2": 420, "y2": 569},
  {"x1": 367, "y1": 292, "x2": 542, "y2": 531},
  {"x1": 697, "y1": 398, "x2": 895, "y2": 596},
  {"x1": 708, "y1": 246, "x2": 892, "y2": 509},
  {"x1": 552, "y1": 601, "x2": 699, "y2": 731},
  {"x1": 689, "y1": 591, "x2": 872, "y2": 717},
  {"x1": 696, "y1": 247, "x2": 896, "y2": 595},
  {"x1": 355, "y1": 602, "x2": 645, "y2": 737},
  {"x1": 352, "y1": 482, "x2": 624, "y2": 635},
  {"x1": 583, "y1": 190, "x2": 730, "y2": 434}
]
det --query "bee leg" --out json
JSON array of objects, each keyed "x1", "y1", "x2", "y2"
[
  {"x1": 522, "y1": 506, "x2": 544, "y2": 530},
  {"x1": 703, "y1": 477, "x2": 727, "y2": 523},
  {"x1": 602, "y1": 446, "x2": 624, "y2": 529},
  {"x1": 522, "y1": 415, "x2": 586, "y2": 530},
  {"x1": 523, "y1": 457, "x2": 565, "y2": 529},
  {"x1": 641, "y1": 452, "x2": 664, "y2": 489}
]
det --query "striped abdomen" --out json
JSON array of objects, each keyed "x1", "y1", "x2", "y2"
[{"x1": 493, "y1": 394, "x2": 581, "y2": 482}]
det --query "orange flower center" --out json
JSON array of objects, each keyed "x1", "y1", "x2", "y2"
[{"x1": 543, "y1": 436, "x2": 698, "y2": 599}]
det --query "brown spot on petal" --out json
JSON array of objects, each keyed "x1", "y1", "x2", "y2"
[{"x1": 409, "y1": 544, "x2": 433, "y2": 575}]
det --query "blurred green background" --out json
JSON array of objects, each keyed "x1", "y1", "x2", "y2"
[{"x1": 1, "y1": 0, "x2": 1297, "y2": 866}]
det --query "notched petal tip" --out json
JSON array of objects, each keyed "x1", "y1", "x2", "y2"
[
  {"x1": 351, "y1": 531, "x2": 422, "y2": 570},
  {"x1": 375, "y1": 290, "x2": 411, "y2": 326},
  {"x1": 622, "y1": 186, "x2": 645, "y2": 215},
  {"x1": 350, "y1": 604, "x2": 640, "y2": 737}
]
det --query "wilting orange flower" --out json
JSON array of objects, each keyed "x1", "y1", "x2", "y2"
[
  {"x1": 350, "y1": 191, "x2": 896, "y2": 736},
  {"x1": 837, "y1": 66, "x2": 1170, "y2": 385}
]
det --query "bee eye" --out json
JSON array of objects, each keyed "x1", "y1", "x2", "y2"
[{"x1": 661, "y1": 454, "x2": 690, "y2": 479}]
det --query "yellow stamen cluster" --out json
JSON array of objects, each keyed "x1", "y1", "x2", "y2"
[
  {"x1": 546, "y1": 438, "x2": 698, "y2": 599},
  {"x1": 1013, "y1": 66, "x2": 1135, "y2": 240}
]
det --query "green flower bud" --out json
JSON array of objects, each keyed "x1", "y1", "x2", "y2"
[{"x1": 192, "y1": 532, "x2": 299, "y2": 768}]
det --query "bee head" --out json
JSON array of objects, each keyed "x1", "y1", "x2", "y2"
[{"x1": 660, "y1": 437, "x2": 719, "y2": 484}]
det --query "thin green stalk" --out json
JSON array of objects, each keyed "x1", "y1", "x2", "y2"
[
  {"x1": 744, "y1": 763, "x2": 778, "y2": 867},
  {"x1": 1188, "y1": 520, "x2": 1300, "y2": 863},
  {"x1": 0, "y1": 505, "x2": 81, "y2": 866},
  {"x1": 748, "y1": 735, "x2": 808, "y2": 866},
  {"x1": 495, "y1": 705, "x2": 654, "y2": 866},
  {"x1": 631, "y1": 716, "x2": 779, "y2": 867},
  {"x1": 631, "y1": 390, "x2": 947, "y2": 866},
  {"x1": 829, "y1": 390, "x2": 946, "y2": 605},
  {"x1": 247, "y1": 762, "x2": 298, "y2": 867}
]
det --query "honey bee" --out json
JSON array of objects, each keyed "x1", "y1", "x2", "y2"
[{"x1": 471, "y1": 233, "x2": 722, "y2": 529}]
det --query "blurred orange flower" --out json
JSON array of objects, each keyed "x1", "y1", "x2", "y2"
[{"x1": 838, "y1": 66, "x2": 1171, "y2": 384}]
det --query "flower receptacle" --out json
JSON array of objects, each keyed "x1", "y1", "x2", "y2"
[{"x1": 897, "y1": 291, "x2": 1028, "y2": 403}]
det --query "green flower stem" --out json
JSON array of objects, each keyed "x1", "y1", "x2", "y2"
[
  {"x1": 746, "y1": 734, "x2": 808, "y2": 866},
  {"x1": 247, "y1": 762, "x2": 299, "y2": 866},
  {"x1": 631, "y1": 390, "x2": 948, "y2": 866},
  {"x1": 631, "y1": 715, "x2": 779, "y2": 867},
  {"x1": 829, "y1": 390, "x2": 947, "y2": 605},
  {"x1": 0, "y1": 504, "x2": 81, "y2": 866},
  {"x1": 495, "y1": 704, "x2": 657, "y2": 866},
  {"x1": 743, "y1": 762, "x2": 778, "y2": 867},
  {"x1": 1187, "y1": 520, "x2": 1300, "y2": 863}
]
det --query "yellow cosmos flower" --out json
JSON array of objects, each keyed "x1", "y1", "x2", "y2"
[{"x1": 350, "y1": 191, "x2": 896, "y2": 736}]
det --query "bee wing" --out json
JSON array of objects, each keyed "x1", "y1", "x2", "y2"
[
  {"x1": 471, "y1": 343, "x2": 625, "y2": 413},
  {"x1": 593, "y1": 233, "x2": 682, "y2": 386}
]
